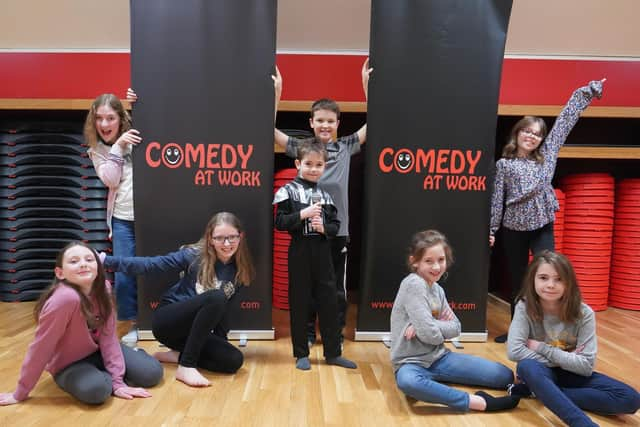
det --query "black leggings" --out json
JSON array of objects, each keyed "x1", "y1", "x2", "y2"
[
  {"x1": 152, "y1": 290, "x2": 243, "y2": 373},
  {"x1": 502, "y1": 222, "x2": 555, "y2": 317}
]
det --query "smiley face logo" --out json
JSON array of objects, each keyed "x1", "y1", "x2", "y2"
[
  {"x1": 394, "y1": 149, "x2": 414, "y2": 173},
  {"x1": 162, "y1": 143, "x2": 183, "y2": 168}
]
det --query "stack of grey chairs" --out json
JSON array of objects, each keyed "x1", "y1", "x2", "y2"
[{"x1": 0, "y1": 132, "x2": 111, "y2": 301}]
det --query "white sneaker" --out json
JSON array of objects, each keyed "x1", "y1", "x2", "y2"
[{"x1": 121, "y1": 328, "x2": 138, "y2": 347}]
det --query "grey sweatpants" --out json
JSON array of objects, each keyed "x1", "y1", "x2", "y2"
[{"x1": 54, "y1": 344, "x2": 163, "y2": 405}]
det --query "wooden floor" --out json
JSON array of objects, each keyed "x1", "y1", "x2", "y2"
[{"x1": 1, "y1": 297, "x2": 639, "y2": 427}]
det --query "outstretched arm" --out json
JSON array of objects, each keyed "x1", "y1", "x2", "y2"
[
  {"x1": 272, "y1": 66, "x2": 289, "y2": 149},
  {"x1": 357, "y1": 58, "x2": 373, "y2": 145},
  {"x1": 104, "y1": 248, "x2": 196, "y2": 277},
  {"x1": 541, "y1": 78, "x2": 605, "y2": 167}
]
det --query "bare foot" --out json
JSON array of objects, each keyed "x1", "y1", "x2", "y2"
[
  {"x1": 153, "y1": 350, "x2": 180, "y2": 363},
  {"x1": 176, "y1": 365, "x2": 211, "y2": 387}
]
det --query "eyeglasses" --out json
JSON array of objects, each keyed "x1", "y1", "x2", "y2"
[
  {"x1": 211, "y1": 234, "x2": 241, "y2": 244},
  {"x1": 520, "y1": 128, "x2": 543, "y2": 140}
]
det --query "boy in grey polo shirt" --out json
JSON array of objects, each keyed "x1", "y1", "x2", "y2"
[{"x1": 273, "y1": 60, "x2": 371, "y2": 344}]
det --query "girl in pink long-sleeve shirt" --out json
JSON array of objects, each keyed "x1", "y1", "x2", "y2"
[{"x1": 0, "y1": 242, "x2": 162, "y2": 406}]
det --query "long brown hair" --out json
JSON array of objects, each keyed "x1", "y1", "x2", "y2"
[
  {"x1": 517, "y1": 250, "x2": 583, "y2": 323},
  {"x1": 189, "y1": 212, "x2": 255, "y2": 288},
  {"x1": 83, "y1": 94, "x2": 132, "y2": 149},
  {"x1": 406, "y1": 229, "x2": 454, "y2": 273},
  {"x1": 501, "y1": 116, "x2": 547, "y2": 163},
  {"x1": 34, "y1": 242, "x2": 113, "y2": 330}
]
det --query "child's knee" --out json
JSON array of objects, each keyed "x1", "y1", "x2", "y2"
[
  {"x1": 227, "y1": 349, "x2": 244, "y2": 373},
  {"x1": 495, "y1": 364, "x2": 515, "y2": 387},
  {"x1": 516, "y1": 359, "x2": 541, "y2": 378},
  {"x1": 620, "y1": 388, "x2": 640, "y2": 414},
  {"x1": 136, "y1": 360, "x2": 164, "y2": 388},
  {"x1": 73, "y1": 378, "x2": 112, "y2": 405},
  {"x1": 396, "y1": 368, "x2": 420, "y2": 395},
  {"x1": 202, "y1": 290, "x2": 227, "y2": 308}
]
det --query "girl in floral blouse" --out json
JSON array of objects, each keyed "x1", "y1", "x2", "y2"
[{"x1": 489, "y1": 79, "x2": 605, "y2": 342}]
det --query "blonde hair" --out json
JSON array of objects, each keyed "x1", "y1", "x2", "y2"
[
  {"x1": 188, "y1": 212, "x2": 255, "y2": 289},
  {"x1": 83, "y1": 94, "x2": 132, "y2": 149}
]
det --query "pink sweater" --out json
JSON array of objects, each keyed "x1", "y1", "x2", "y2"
[
  {"x1": 13, "y1": 283, "x2": 125, "y2": 401},
  {"x1": 87, "y1": 141, "x2": 130, "y2": 237}
]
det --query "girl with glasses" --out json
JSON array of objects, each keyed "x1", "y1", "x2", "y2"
[
  {"x1": 489, "y1": 79, "x2": 605, "y2": 343},
  {"x1": 102, "y1": 212, "x2": 255, "y2": 387}
]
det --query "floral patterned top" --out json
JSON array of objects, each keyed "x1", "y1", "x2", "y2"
[{"x1": 490, "y1": 80, "x2": 604, "y2": 234}]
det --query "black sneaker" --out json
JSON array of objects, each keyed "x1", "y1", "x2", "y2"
[{"x1": 494, "y1": 333, "x2": 508, "y2": 343}]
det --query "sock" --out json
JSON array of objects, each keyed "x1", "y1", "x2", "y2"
[
  {"x1": 507, "y1": 383, "x2": 533, "y2": 397},
  {"x1": 296, "y1": 357, "x2": 311, "y2": 370},
  {"x1": 494, "y1": 333, "x2": 508, "y2": 343},
  {"x1": 326, "y1": 356, "x2": 357, "y2": 369},
  {"x1": 475, "y1": 391, "x2": 520, "y2": 412}
]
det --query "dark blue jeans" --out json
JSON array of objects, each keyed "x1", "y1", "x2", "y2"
[
  {"x1": 517, "y1": 359, "x2": 640, "y2": 427},
  {"x1": 111, "y1": 217, "x2": 137, "y2": 321}
]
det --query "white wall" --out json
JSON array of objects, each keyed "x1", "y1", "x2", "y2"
[{"x1": 1, "y1": 0, "x2": 639, "y2": 57}]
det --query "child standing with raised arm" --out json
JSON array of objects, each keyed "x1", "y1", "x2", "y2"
[
  {"x1": 0, "y1": 242, "x2": 162, "y2": 406},
  {"x1": 273, "y1": 59, "x2": 371, "y2": 346},
  {"x1": 273, "y1": 142, "x2": 357, "y2": 371},
  {"x1": 507, "y1": 251, "x2": 640, "y2": 426},
  {"x1": 391, "y1": 230, "x2": 519, "y2": 413},
  {"x1": 85, "y1": 92, "x2": 142, "y2": 346},
  {"x1": 490, "y1": 79, "x2": 605, "y2": 343}
]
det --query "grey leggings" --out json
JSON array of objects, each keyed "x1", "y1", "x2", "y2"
[{"x1": 53, "y1": 344, "x2": 163, "y2": 405}]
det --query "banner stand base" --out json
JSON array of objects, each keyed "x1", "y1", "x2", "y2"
[
  {"x1": 355, "y1": 330, "x2": 488, "y2": 342},
  {"x1": 139, "y1": 329, "x2": 275, "y2": 341}
]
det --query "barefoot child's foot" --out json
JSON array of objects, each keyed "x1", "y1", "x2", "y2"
[{"x1": 176, "y1": 365, "x2": 211, "y2": 387}]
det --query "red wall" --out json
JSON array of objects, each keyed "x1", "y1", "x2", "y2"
[{"x1": 0, "y1": 52, "x2": 639, "y2": 106}]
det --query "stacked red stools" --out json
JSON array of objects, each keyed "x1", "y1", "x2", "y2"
[
  {"x1": 561, "y1": 173, "x2": 614, "y2": 311},
  {"x1": 554, "y1": 188, "x2": 565, "y2": 253},
  {"x1": 272, "y1": 168, "x2": 297, "y2": 310},
  {"x1": 608, "y1": 178, "x2": 640, "y2": 310}
]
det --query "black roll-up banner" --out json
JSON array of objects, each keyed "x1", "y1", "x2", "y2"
[
  {"x1": 130, "y1": 0, "x2": 276, "y2": 339},
  {"x1": 357, "y1": 0, "x2": 512, "y2": 340}
]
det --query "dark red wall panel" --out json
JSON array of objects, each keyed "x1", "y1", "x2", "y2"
[{"x1": 0, "y1": 52, "x2": 638, "y2": 107}]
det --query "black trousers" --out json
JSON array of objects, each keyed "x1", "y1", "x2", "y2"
[
  {"x1": 288, "y1": 235, "x2": 341, "y2": 359},
  {"x1": 308, "y1": 236, "x2": 348, "y2": 336},
  {"x1": 501, "y1": 222, "x2": 555, "y2": 318},
  {"x1": 152, "y1": 291, "x2": 243, "y2": 373}
]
